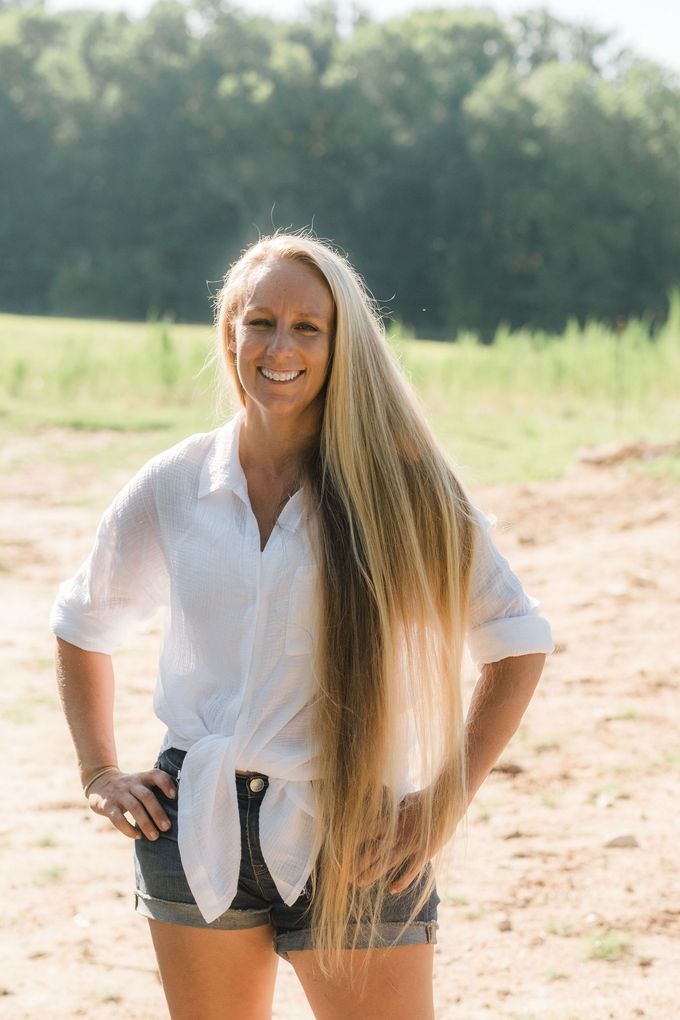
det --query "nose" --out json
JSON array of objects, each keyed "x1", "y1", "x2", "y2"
[{"x1": 266, "y1": 324, "x2": 295, "y2": 356}]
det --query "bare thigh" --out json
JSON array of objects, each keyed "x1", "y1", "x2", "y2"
[
  {"x1": 148, "y1": 919, "x2": 279, "y2": 1020},
  {"x1": 287, "y1": 943, "x2": 435, "y2": 1020}
]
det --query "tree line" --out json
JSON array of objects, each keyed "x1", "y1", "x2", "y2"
[{"x1": 2, "y1": 0, "x2": 680, "y2": 337}]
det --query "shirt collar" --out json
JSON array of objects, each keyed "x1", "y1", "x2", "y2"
[
  {"x1": 198, "y1": 408, "x2": 249, "y2": 504},
  {"x1": 197, "y1": 408, "x2": 306, "y2": 535}
]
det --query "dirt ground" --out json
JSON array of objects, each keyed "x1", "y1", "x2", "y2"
[{"x1": 1, "y1": 429, "x2": 678, "y2": 1020}]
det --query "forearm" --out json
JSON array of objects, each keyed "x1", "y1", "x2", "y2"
[
  {"x1": 464, "y1": 652, "x2": 546, "y2": 806},
  {"x1": 54, "y1": 636, "x2": 118, "y2": 786}
]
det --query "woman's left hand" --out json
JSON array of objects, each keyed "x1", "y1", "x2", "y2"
[{"x1": 353, "y1": 790, "x2": 444, "y2": 894}]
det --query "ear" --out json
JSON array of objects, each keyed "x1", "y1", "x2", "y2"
[{"x1": 225, "y1": 321, "x2": 237, "y2": 354}]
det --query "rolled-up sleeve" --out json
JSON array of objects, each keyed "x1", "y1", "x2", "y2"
[
  {"x1": 49, "y1": 460, "x2": 170, "y2": 655},
  {"x1": 466, "y1": 505, "x2": 554, "y2": 669}
]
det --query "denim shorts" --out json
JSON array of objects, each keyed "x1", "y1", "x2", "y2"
[{"x1": 133, "y1": 747, "x2": 440, "y2": 961}]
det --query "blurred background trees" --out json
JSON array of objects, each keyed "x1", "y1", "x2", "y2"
[{"x1": 2, "y1": 0, "x2": 679, "y2": 335}]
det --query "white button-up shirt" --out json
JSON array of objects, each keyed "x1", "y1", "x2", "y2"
[{"x1": 50, "y1": 409, "x2": 554, "y2": 923}]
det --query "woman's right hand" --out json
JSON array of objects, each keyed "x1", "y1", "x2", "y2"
[{"x1": 86, "y1": 767, "x2": 178, "y2": 841}]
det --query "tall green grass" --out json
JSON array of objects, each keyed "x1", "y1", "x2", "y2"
[
  {"x1": 390, "y1": 297, "x2": 680, "y2": 483},
  {"x1": 0, "y1": 314, "x2": 218, "y2": 435},
  {"x1": 1, "y1": 301, "x2": 678, "y2": 485}
]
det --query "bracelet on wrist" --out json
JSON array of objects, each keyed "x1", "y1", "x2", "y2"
[{"x1": 83, "y1": 765, "x2": 120, "y2": 798}]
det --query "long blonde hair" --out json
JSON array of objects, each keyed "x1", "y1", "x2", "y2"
[{"x1": 214, "y1": 232, "x2": 477, "y2": 985}]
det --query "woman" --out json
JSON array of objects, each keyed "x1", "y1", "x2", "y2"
[{"x1": 52, "y1": 233, "x2": 553, "y2": 1019}]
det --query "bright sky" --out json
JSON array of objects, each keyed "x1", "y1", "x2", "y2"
[{"x1": 45, "y1": 0, "x2": 680, "y2": 76}]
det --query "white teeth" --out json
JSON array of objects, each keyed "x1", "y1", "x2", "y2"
[{"x1": 260, "y1": 367, "x2": 303, "y2": 382}]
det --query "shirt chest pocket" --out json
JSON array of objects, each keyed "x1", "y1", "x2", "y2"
[{"x1": 285, "y1": 565, "x2": 319, "y2": 657}]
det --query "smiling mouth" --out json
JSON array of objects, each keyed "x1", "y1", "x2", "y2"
[{"x1": 258, "y1": 367, "x2": 305, "y2": 382}]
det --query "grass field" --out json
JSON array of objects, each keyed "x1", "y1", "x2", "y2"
[{"x1": 1, "y1": 303, "x2": 678, "y2": 486}]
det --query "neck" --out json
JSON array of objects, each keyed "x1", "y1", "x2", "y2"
[{"x1": 238, "y1": 405, "x2": 320, "y2": 482}]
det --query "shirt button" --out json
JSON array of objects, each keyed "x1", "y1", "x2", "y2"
[{"x1": 248, "y1": 777, "x2": 265, "y2": 793}]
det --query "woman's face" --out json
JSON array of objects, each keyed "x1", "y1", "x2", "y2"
[{"x1": 231, "y1": 257, "x2": 334, "y2": 429}]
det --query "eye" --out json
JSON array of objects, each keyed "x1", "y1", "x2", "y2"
[
  {"x1": 296, "y1": 322, "x2": 319, "y2": 333},
  {"x1": 248, "y1": 318, "x2": 271, "y2": 328}
]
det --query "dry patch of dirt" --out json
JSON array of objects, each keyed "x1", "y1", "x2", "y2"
[{"x1": 1, "y1": 432, "x2": 678, "y2": 1019}]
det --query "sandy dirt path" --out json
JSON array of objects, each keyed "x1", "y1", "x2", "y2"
[{"x1": 1, "y1": 430, "x2": 678, "y2": 1019}]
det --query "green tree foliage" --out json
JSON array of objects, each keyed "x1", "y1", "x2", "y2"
[{"x1": 1, "y1": 0, "x2": 679, "y2": 335}]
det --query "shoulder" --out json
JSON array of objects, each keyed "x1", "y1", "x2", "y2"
[
  {"x1": 112, "y1": 426, "x2": 226, "y2": 514},
  {"x1": 469, "y1": 502, "x2": 496, "y2": 531},
  {"x1": 143, "y1": 428, "x2": 221, "y2": 484}
]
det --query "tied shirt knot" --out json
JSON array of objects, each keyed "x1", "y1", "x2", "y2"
[{"x1": 176, "y1": 729, "x2": 320, "y2": 922}]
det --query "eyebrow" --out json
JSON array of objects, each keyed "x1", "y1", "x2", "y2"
[{"x1": 243, "y1": 305, "x2": 330, "y2": 322}]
